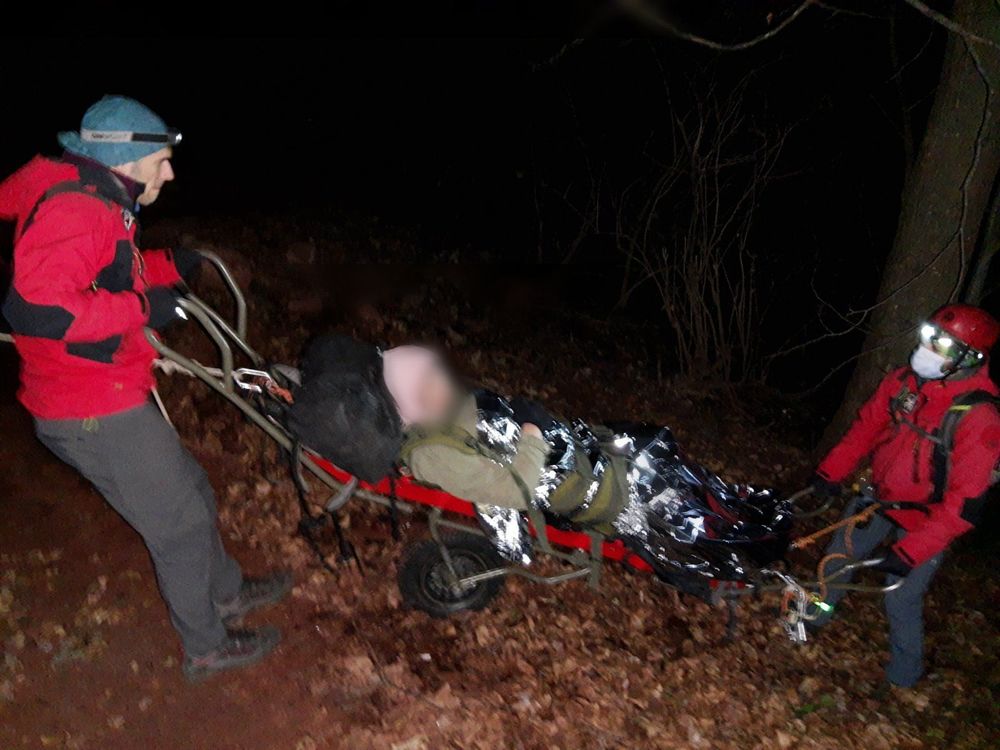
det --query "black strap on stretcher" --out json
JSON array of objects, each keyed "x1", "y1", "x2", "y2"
[{"x1": 289, "y1": 440, "x2": 362, "y2": 573}]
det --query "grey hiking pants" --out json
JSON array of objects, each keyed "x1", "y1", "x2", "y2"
[
  {"x1": 810, "y1": 496, "x2": 944, "y2": 687},
  {"x1": 35, "y1": 402, "x2": 243, "y2": 657}
]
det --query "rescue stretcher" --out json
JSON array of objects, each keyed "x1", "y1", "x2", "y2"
[{"x1": 100, "y1": 253, "x2": 906, "y2": 642}]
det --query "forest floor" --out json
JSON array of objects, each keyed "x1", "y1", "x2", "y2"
[{"x1": 1, "y1": 220, "x2": 998, "y2": 749}]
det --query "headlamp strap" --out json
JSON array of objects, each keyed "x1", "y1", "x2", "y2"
[{"x1": 80, "y1": 128, "x2": 181, "y2": 145}]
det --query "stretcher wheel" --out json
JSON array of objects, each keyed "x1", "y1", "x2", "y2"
[{"x1": 398, "y1": 532, "x2": 506, "y2": 618}]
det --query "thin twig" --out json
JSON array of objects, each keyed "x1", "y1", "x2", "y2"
[
  {"x1": 814, "y1": 0, "x2": 888, "y2": 20},
  {"x1": 531, "y1": 38, "x2": 586, "y2": 71},
  {"x1": 619, "y1": 0, "x2": 816, "y2": 51}
]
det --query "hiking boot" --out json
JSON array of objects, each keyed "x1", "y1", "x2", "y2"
[
  {"x1": 182, "y1": 626, "x2": 281, "y2": 682},
  {"x1": 216, "y1": 570, "x2": 293, "y2": 624}
]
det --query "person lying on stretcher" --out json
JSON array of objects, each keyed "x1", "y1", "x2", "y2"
[{"x1": 380, "y1": 346, "x2": 794, "y2": 588}]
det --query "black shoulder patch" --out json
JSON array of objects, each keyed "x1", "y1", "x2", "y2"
[
  {"x1": 94, "y1": 240, "x2": 135, "y2": 293},
  {"x1": 66, "y1": 335, "x2": 122, "y2": 364},
  {"x1": 960, "y1": 491, "x2": 991, "y2": 525},
  {"x1": 1, "y1": 287, "x2": 74, "y2": 339}
]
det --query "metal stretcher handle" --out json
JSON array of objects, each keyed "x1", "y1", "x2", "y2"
[
  {"x1": 786, "y1": 486, "x2": 835, "y2": 519},
  {"x1": 144, "y1": 253, "x2": 343, "y2": 493},
  {"x1": 798, "y1": 557, "x2": 906, "y2": 594},
  {"x1": 185, "y1": 250, "x2": 263, "y2": 367},
  {"x1": 195, "y1": 250, "x2": 248, "y2": 341},
  {"x1": 788, "y1": 486, "x2": 933, "y2": 521}
]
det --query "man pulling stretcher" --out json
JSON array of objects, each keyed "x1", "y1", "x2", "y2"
[{"x1": 811, "y1": 304, "x2": 1000, "y2": 689}]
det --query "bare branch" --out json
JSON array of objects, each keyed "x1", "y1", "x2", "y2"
[
  {"x1": 618, "y1": 0, "x2": 816, "y2": 51},
  {"x1": 612, "y1": 76, "x2": 789, "y2": 382},
  {"x1": 813, "y1": 0, "x2": 888, "y2": 20},
  {"x1": 531, "y1": 39, "x2": 587, "y2": 72},
  {"x1": 900, "y1": 0, "x2": 1000, "y2": 50}
]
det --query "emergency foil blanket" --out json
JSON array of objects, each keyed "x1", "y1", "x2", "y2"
[
  {"x1": 470, "y1": 391, "x2": 794, "y2": 582},
  {"x1": 614, "y1": 425, "x2": 794, "y2": 582}
]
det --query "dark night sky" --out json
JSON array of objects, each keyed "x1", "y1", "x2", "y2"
[{"x1": 0, "y1": 1, "x2": 954, "y2": 399}]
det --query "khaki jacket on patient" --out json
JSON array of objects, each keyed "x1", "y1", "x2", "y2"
[
  {"x1": 403, "y1": 393, "x2": 549, "y2": 509},
  {"x1": 402, "y1": 393, "x2": 630, "y2": 538}
]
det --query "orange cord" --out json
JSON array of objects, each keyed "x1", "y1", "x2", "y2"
[
  {"x1": 793, "y1": 504, "x2": 875, "y2": 602},
  {"x1": 815, "y1": 552, "x2": 850, "y2": 602},
  {"x1": 790, "y1": 503, "x2": 877, "y2": 551}
]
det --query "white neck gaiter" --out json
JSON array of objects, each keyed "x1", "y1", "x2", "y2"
[{"x1": 910, "y1": 345, "x2": 951, "y2": 380}]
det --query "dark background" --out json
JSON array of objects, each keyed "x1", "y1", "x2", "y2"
[{"x1": 0, "y1": 2, "x2": 957, "y2": 409}]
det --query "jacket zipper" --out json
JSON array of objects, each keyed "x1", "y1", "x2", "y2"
[{"x1": 132, "y1": 243, "x2": 147, "y2": 288}]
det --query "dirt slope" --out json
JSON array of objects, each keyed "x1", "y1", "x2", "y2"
[{"x1": 1, "y1": 258, "x2": 997, "y2": 750}]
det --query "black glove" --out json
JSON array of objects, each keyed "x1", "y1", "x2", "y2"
[
  {"x1": 869, "y1": 550, "x2": 912, "y2": 577},
  {"x1": 509, "y1": 396, "x2": 553, "y2": 429},
  {"x1": 146, "y1": 286, "x2": 185, "y2": 330},
  {"x1": 811, "y1": 474, "x2": 843, "y2": 498},
  {"x1": 171, "y1": 247, "x2": 203, "y2": 283}
]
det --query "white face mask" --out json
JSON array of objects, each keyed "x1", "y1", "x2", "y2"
[{"x1": 910, "y1": 345, "x2": 951, "y2": 380}]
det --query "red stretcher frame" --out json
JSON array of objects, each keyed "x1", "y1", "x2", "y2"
[
  {"x1": 308, "y1": 452, "x2": 656, "y2": 573},
  {"x1": 142, "y1": 251, "x2": 750, "y2": 599}
]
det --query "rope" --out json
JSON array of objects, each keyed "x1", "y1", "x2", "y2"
[
  {"x1": 794, "y1": 503, "x2": 875, "y2": 602},
  {"x1": 814, "y1": 553, "x2": 850, "y2": 603},
  {"x1": 790, "y1": 503, "x2": 878, "y2": 551}
]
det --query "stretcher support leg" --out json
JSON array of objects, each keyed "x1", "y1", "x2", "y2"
[
  {"x1": 724, "y1": 596, "x2": 740, "y2": 642},
  {"x1": 588, "y1": 532, "x2": 602, "y2": 590},
  {"x1": 427, "y1": 507, "x2": 464, "y2": 593}
]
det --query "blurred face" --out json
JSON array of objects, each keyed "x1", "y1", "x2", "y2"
[
  {"x1": 417, "y1": 366, "x2": 459, "y2": 425},
  {"x1": 115, "y1": 147, "x2": 175, "y2": 206}
]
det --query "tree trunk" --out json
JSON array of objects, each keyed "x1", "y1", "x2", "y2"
[
  {"x1": 822, "y1": 0, "x2": 1000, "y2": 449},
  {"x1": 963, "y1": 169, "x2": 1000, "y2": 302}
]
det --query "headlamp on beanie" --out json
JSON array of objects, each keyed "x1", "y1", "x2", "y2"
[
  {"x1": 80, "y1": 128, "x2": 182, "y2": 145},
  {"x1": 58, "y1": 95, "x2": 180, "y2": 167}
]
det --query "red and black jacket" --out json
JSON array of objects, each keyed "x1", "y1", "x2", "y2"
[
  {"x1": 818, "y1": 366, "x2": 1000, "y2": 567},
  {"x1": 0, "y1": 155, "x2": 182, "y2": 419}
]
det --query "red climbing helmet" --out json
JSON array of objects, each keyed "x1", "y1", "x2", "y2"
[
  {"x1": 928, "y1": 304, "x2": 1000, "y2": 352},
  {"x1": 921, "y1": 304, "x2": 1000, "y2": 368}
]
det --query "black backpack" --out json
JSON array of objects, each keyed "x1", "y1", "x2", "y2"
[
  {"x1": 930, "y1": 390, "x2": 1000, "y2": 513},
  {"x1": 286, "y1": 334, "x2": 403, "y2": 483}
]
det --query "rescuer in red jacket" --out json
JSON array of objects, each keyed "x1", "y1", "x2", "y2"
[
  {"x1": 811, "y1": 303, "x2": 1000, "y2": 688},
  {"x1": 1, "y1": 96, "x2": 290, "y2": 681}
]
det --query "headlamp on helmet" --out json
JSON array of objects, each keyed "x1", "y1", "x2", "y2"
[{"x1": 918, "y1": 322, "x2": 984, "y2": 370}]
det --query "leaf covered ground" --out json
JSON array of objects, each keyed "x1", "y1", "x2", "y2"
[{"x1": 1, "y1": 222, "x2": 998, "y2": 749}]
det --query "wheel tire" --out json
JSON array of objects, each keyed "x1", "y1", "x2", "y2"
[{"x1": 398, "y1": 532, "x2": 506, "y2": 618}]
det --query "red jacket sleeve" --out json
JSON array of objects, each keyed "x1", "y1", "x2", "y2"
[
  {"x1": 141, "y1": 249, "x2": 182, "y2": 288},
  {"x1": 894, "y1": 404, "x2": 1000, "y2": 566},
  {"x1": 817, "y1": 371, "x2": 900, "y2": 482},
  {"x1": 4, "y1": 194, "x2": 148, "y2": 343}
]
